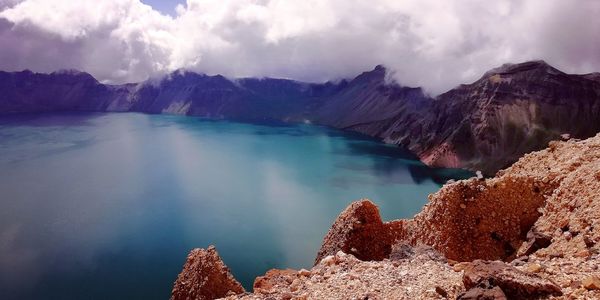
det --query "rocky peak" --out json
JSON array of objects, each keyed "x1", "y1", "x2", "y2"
[
  {"x1": 373, "y1": 64, "x2": 386, "y2": 72},
  {"x1": 314, "y1": 199, "x2": 393, "y2": 264},
  {"x1": 350, "y1": 64, "x2": 387, "y2": 84},
  {"x1": 484, "y1": 60, "x2": 563, "y2": 77},
  {"x1": 161, "y1": 70, "x2": 229, "y2": 85},
  {"x1": 48, "y1": 69, "x2": 99, "y2": 83},
  {"x1": 583, "y1": 72, "x2": 600, "y2": 82},
  {"x1": 170, "y1": 246, "x2": 244, "y2": 300}
]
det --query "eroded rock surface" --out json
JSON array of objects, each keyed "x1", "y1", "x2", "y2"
[
  {"x1": 519, "y1": 161, "x2": 600, "y2": 260},
  {"x1": 457, "y1": 260, "x2": 561, "y2": 298},
  {"x1": 314, "y1": 199, "x2": 393, "y2": 264},
  {"x1": 400, "y1": 175, "x2": 550, "y2": 262},
  {"x1": 316, "y1": 175, "x2": 551, "y2": 263},
  {"x1": 171, "y1": 246, "x2": 245, "y2": 300},
  {"x1": 226, "y1": 250, "x2": 465, "y2": 300}
]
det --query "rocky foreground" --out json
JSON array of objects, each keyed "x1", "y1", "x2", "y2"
[{"x1": 171, "y1": 134, "x2": 600, "y2": 299}]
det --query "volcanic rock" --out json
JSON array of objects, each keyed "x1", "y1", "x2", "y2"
[
  {"x1": 398, "y1": 174, "x2": 549, "y2": 261},
  {"x1": 314, "y1": 199, "x2": 393, "y2": 264},
  {"x1": 171, "y1": 246, "x2": 244, "y2": 300},
  {"x1": 224, "y1": 250, "x2": 465, "y2": 300},
  {"x1": 458, "y1": 285, "x2": 507, "y2": 300},
  {"x1": 582, "y1": 276, "x2": 600, "y2": 290},
  {"x1": 459, "y1": 260, "x2": 562, "y2": 298},
  {"x1": 253, "y1": 269, "x2": 298, "y2": 294}
]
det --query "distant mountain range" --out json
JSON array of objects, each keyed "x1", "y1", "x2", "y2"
[{"x1": 2, "y1": 60, "x2": 600, "y2": 174}]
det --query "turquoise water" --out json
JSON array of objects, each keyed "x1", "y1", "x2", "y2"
[{"x1": 0, "y1": 113, "x2": 471, "y2": 299}]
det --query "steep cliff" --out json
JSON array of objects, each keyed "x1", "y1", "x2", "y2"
[{"x1": 380, "y1": 61, "x2": 600, "y2": 173}]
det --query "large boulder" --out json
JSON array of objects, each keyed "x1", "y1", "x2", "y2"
[
  {"x1": 171, "y1": 246, "x2": 245, "y2": 300},
  {"x1": 457, "y1": 260, "x2": 562, "y2": 299},
  {"x1": 458, "y1": 285, "x2": 507, "y2": 300},
  {"x1": 253, "y1": 269, "x2": 299, "y2": 295}
]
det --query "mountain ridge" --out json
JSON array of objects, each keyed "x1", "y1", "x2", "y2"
[{"x1": 2, "y1": 61, "x2": 600, "y2": 174}]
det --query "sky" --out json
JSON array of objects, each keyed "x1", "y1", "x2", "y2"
[
  {"x1": 0, "y1": 0, "x2": 599, "y2": 95},
  {"x1": 141, "y1": 0, "x2": 182, "y2": 16}
]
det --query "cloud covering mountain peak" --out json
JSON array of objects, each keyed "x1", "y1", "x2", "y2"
[{"x1": 1, "y1": 0, "x2": 599, "y2": 94}]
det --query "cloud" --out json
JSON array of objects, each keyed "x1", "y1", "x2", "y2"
[{"x1": 0, "y1": 0, "x2": 599, "y2": 94}]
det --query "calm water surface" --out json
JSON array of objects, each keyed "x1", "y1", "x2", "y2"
[{"x1": 0, "y1": 113, "x2": 471, "y2": 299}]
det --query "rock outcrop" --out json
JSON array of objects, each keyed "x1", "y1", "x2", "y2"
[
  {"x1": 399, "y1": 175, "x2": 548, "y2": 261},
  {"x1": 315, "y1": 175, "x2": 550, "y2": 263},
  {"x1": 314, "y1": 200, "x2": 393, "y2": 264},
  {"x1": 171, "y1": 246, "x2": 245, "y2": 300},
  {"x1": 3, "y1": 61, "x2": 600, "y2": 173},
  {"x1": 172, "y1": 133, "x2": 600, "y2": 299},
  {"x1": 457, "y1": 260, "x2": 562, "y2": 298}
]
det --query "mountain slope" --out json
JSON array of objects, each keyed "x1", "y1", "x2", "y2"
[
  {"x1": 315, "y1": 65, "x2": 430, "y2": 131},
  {"x1": 0, "y1": 70, "x2": 128, "y2": 112},
  {"x1": 128, "y1": 71, "x2": 347, "y2": 121},
  {"x1": 379, "y1": 61, "x2": 600, "y2": 173}
]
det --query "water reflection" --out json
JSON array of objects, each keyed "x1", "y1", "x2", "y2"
[{"x1": 0, "y1": 113, "x2": 472, "y2": 299}]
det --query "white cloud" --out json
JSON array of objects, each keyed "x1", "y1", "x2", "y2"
[{"x1": 1, "y1": 0, "x2": 599, "y2": 94}]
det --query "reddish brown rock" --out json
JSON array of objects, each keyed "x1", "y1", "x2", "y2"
[
  {"x1": 460, "y1": 260, "x2": 562, "y2": 298},
  {"x1": 316, "y1": 174, "x2": 551, "y2": 264},
  {"x1": 314, "y1": 199, "x2": 393, "y2": 264},
  {"x1": 389, "y1": 242, "x2": 446, "y2": 263},
  {"x1": 516, "y1": 229, "x2": 552, "y2": 257},
  {"x1": 171, "y1": 246, "x2": 244, "y2": 300},
  {"x1": 253, "y1": 269, "x2": 298, "y2": 294},
  {"x1": 518, "y1": 161, "x2": 600, "y2": 259},
  {"x1": 223, "y1": 250, "x2": 465, "y2": 300},
  {"x1": 458, "y1": 285, "x2": 507, "y2": 300},
  {"x1": 583, "y1": 276, "x2": 600, "y2": 290},
  {"x1": 399, "y1": 174, "x2": 550, "y2": 262}
]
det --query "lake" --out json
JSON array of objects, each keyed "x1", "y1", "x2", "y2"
[{"x1": 0, "y1": 113, "x2": 471, "y2": 299}]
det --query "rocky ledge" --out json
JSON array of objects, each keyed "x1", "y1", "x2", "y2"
[{"x1": 171, "y1": 134, "x2": 600, "y2": 299}]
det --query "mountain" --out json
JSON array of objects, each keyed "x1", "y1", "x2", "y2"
[
  {"x1": 0, "y1": 69, "x2": 129, "y2": 112},
  {"x1": 378, "y1": 61, "x2": 600, "y2": 173},
  {"x1": 314, "y1": 65, "x2": 430, "y2": 131},
  {"x1": 128, "y1": 70, "x2": 347, "y2": 122},
  {"x1": 1, "y1": 61, "x2": 600, "y2": 174}
]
